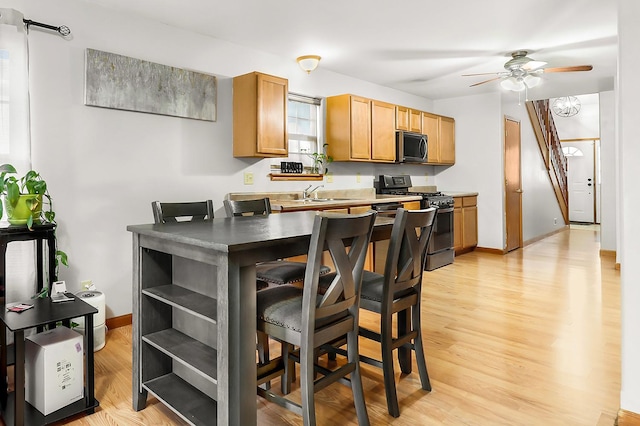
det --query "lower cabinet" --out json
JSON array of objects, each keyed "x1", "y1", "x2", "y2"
[{"x1": 453, "y1": 196, "x2": 478, "y2": 254}]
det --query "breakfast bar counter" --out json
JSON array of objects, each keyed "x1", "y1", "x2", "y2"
[{"x1": 127, "y1": 211, "x2": 393, "y2": 425}]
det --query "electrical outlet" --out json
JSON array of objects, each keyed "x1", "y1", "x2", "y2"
[
  {"x1": 244, "y1": 172, "x2": 254, "y2": 185},
  {"x1": 356, "y1": 173, "x2": 361, "y2": 183},
  {"x1": 554, "y1": 218, "x2": 557, "y2": 225},
  {"x1": 425, "y1": 173, "x2": 429, "y2": 182},
  {"x1": 326, "y1": 173, "x2": 333, "y2": 183}
]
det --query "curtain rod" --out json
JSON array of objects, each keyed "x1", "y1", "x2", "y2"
[{"x1": 23, "y1": 18, "x2": 71, "y2": 36}]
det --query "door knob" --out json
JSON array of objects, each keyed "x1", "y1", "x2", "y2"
[{"x1": 515, "y1": 189, "x2": 523, "y2": 193}]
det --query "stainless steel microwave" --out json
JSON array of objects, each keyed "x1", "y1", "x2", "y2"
[{"x1": 397, "y1": 131, "x2": 427, "y2": 163}]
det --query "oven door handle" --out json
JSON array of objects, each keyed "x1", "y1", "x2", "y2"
[{"x1": 436, "y1": 207, "x2": 454, "y2": 214}]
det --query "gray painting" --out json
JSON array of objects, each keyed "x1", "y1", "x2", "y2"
[{"x1": 84, "y1": 48, "x2": 216, "y2": 121}]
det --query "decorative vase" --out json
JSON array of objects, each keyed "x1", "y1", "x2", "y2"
[{"x1": 4, "y1": 194, "x2": 43, "y2": 225}]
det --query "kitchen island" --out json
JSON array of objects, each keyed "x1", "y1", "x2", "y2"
[{"x1": 127, "y1": 211, "x2": 393, "y2": 425}]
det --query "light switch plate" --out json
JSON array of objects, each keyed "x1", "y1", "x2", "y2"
[{"x1": 244, "y1": 172, "x2": 254, "y2": 185}]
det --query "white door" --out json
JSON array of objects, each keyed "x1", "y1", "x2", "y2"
[{"x1": 563, "y1": 141, "x2": 595, "y2": 223}]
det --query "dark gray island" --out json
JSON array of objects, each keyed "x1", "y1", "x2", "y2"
[{"x1": 128, "y1": 211, "x2": 392, "y2": 425}]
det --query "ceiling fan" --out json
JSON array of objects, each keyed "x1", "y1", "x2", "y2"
[{"x1": 463, "y1": 50, "x2": 593, "y2": 91}]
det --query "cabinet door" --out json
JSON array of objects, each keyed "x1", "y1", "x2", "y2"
[
  {"x1": 439, "y1": 116, "x2": 456, "y2": 164},
  {"x1": 453, "y1": 197, "x2": 463, "y2": 252},
  {"x1": 396, "y1": 105, "x2": 409, "y2": 131},
  {"x1": 371, "y1": 100, "x2": 396, "y2": 162},
  {"x1": 402, "y1": 201, "x2": 422, "y2": 210},
  {"x1": 422, "y1": 112, "x2": 440, "y2": 163},
  {"x1": 257, "y1": 73, "x2": 288, "y2": 155},
  {"x1": 462, "y1": 206, "x2": 478, "y2": 248},
  {"x1": 462, "y1": 196, "x2": 477, "y2": 248},
  {"x1": 409, "y1": 109, "x2": 422, "y2": 133},
  {"x1": 350, "y1": 96, "x2": 372, "y2": 160}
]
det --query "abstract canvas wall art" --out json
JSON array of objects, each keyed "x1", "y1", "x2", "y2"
[{"x1": 84, "y1": 48, "x2": 216, "y2": 121}]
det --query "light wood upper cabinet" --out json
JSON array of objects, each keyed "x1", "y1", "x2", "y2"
[
  {"x1": 422, "y1": 111, "x2": 455, "y2": 165},
  {"x1": 439, "y1": 115, "x2": 456, "y2": 164},
  {"x1": 327, "y1": 93, "x2": 453, "y2": 165},
  {"x1": 422, "y1": 112, "x2": 440, "y2": 163},
  {"x1": 326, "y1": 94, "x2": 396, "y2": 163},
  {"x1": 233, "y1": 72, "x2": 288, "y2": 157},
  {"x1": 350, "y1": 96, "x2": 372, "y2": 160},
  {"x1": 371, "y1": 100, "x2": 396, "y2": 161},
  {"x1": 396, "y1": 106, "x2": 409, "y2": 131},
  {"x1": 397, "y1": 106, "x2": 422, "y2": 133},
  {"x1": 409, "y1": 109, "x2": 422, "y2": 133}
]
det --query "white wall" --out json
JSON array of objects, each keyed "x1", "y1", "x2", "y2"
[
  {"x1": 599, "y1": 91, "x2": 616, "y2": 251},
  {"x1": 433, "y1": 92, "x2": 504, "y2": 250},
  {"x1": 619, "y1": 0, "x2": 640, "y2": 415},
  {"x1": 7, "y1": 0, "x2": 439, "y2": 318}
]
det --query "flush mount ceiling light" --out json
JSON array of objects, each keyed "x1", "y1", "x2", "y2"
[
  {"x1": 296, "y1": 55, "x2": 321, "y2": 74},
  {"x1": 552, "y1": 96, "x2": 581, "y2": 117}
]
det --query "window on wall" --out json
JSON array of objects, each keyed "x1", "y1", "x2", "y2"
[{"x1": 287, "y1": 93, "x2": 322, "y2": 157}]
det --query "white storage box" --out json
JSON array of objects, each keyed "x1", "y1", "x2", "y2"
[{"x1": 25, "y1": 326, "x2": 84, "y2": 415}]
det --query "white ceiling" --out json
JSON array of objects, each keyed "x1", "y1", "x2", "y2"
[{"x1": 80, "y1": 0, "x2": 618, "y2": 100}]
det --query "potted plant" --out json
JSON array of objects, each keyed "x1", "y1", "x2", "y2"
[
  {"x1": 0, "y1": 163, "x2": 68, "y2": 273},
  {"x1": 308, "y1": 143, "x2": 333, "y2": 174}
]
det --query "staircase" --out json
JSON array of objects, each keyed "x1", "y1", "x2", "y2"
[{"x1": 525, "y1": 100, "x2": 569, "y2": 224}]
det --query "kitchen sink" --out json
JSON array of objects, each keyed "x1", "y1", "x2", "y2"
[{"x1": 290, "y1": 198, "x2": 350, "y2": 203}]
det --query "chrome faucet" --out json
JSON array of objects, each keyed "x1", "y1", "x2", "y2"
[{"x1": 303, "y1": 184, "x2": 324, "y2": 199}]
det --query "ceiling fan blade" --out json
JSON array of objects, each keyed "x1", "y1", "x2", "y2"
[
  {"x1": 462, "y1": 72, "x2": 501, "y2": 77},
  {"x1": 470, "y1": 76, "x2": 502, "y2": 87},
  {"x1": 543, "y1": 65, "x2": 593, "y2": 73}
]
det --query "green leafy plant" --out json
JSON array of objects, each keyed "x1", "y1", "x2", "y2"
[
  {"x1": 308, "y1": 143, "x2": 333, "y2": 174},
  {"x1": 0, "y1": 163, "x2": 68, "y2": 273}
]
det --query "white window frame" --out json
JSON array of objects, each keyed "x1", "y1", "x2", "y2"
[{"x1": 287, "y1": 92, "x2": 323, "y2": 158}]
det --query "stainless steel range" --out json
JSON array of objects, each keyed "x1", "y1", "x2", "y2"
[{"x1": 375, "y1": 174, "x2": 455, "y2": 270}]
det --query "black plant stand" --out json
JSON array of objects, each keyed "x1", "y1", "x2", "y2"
[
  {"x1": 0, "y1": 222, "x2": 57, "y2": 306},
  {"x1": 0, "y1": 296, "x2": 99, "y2": 425}
]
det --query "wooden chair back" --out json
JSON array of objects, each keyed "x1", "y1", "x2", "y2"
[
  {"x1": 303, "y1": 211, "x2": 377, "y2": 340},
  {"x1": 383, "y1": 207, "x2": 436, "y2": 297},
  {"x1": 223, "y1": 198, "x2": 272, "y2": 217},
  {"x1": 151, "y1": 200, "x2": 214, "y2": 224}
]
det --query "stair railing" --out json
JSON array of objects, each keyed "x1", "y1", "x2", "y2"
[{"x1": 526, "y1": 100, "x2": 569, "y2": 223}]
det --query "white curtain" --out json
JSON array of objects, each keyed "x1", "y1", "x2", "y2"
[{"x1": 0, "y1": 9, "x2": 37, "y2": 309}]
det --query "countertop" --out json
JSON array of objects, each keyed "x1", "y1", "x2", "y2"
[
  {"x1": 443, "y1": 191, "x2": 479, "y2": 197},
  {"x1": 227, "y1": 189, "x2": 422, "y2": 212},
  {"x1": 227, "y1": 189, "x2": 477, "y2": 212}
]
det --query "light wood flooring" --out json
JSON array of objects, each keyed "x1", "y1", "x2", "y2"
[{"x1": 25, "y1": 225, "x2": 620, "y2": 425}]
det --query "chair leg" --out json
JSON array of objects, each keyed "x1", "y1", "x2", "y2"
[
  {"x1": 412, "y1": 304, "x2": 431, "y2": 391},
  {"x1": 300, "y1": 344, "x2": 316, "y2": 426},
  {"x1": 257, "y1": 331, "x2": 271, "y2": 390},
  {"x1": 397, "y1": 308, "x2": 412, "y2": 374},
  {"x1": 381, "y1": 311, "x2": 400, "y2": 417},
  {"x1": 281, "y1": 342, "x2": 295, "y2": 395},
  {"x1": 347, "y1": 329, "x2": 370, "y2": 426}
]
